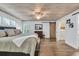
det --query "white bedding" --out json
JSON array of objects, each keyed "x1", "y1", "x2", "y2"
[
  {"x1": 13, "y1": 34, "x2": 39, "y2": 47},
  {"x1": 0, "y1": 33, "x2": 40, "y2": 56}
]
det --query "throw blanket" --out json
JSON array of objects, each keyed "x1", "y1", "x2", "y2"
[{"x1": 12, "y1": 34, "x2": 40, "y2": 47}]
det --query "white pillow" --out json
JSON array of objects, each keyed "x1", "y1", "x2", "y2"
[
  {"x1": 5, "y1": 29, "x2": 15, "y2": 36},
  {"x1": 0, "y1": 30, "x2": 6, "y2": 37}
]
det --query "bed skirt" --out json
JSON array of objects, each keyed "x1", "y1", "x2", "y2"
[{"x1": 0, "y1": 51, "x2": 30, "y2": 56}]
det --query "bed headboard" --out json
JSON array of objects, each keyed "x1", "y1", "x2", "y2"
[{"x1": 0, "y1": 26, "x2": 16, "y2": 30}]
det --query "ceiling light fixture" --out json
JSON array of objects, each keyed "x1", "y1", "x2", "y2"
[{"x1": 33, "y1": 6, "x2": 48, "y2": 20}]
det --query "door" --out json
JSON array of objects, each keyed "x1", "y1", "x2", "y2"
[{"x1": 50, "y1": 22, "x2": 56, "y2": 41}]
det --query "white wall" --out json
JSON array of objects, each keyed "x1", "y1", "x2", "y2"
[
  {"x1": 56, "y1": 9, "x2": 79, "y2": 49},
  {"x1": 77, "y1": 14, "x2": 79, "y2": 49},
  {"x1": 43, "y1": 22, "x2": 50, "y2": 38},
  {"x1": 65, "y1": 15, "x2": 78, "y2": 49},
  {"x1": 56, "y1": 20, "x2": 62, "y2": 41},
  {"x1": 56, "y1": 18, "x2": 66, "y2": 42},
  {"x1": 22, "y1": 21, "x2": 51, "y2": 38}
]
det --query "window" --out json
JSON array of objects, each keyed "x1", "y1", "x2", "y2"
[
  {"x1": 1, "y1": 16, "x2": 16, "y2": 27},
  {"x1": 10, "y1": 20, "x2": 15, "y2": 26},
  {"x1": 2, "y1": 17, "x2": 10, "y2": 26},
  {"x1": 0, "y1": 16, "x2": 1, "y2": 25},
  {"x1": 0, "y1": 15, "x2": 19, "y2": 28}
]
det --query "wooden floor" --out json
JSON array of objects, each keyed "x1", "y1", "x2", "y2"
[{"x1": 39, "y1": 39, "x2": 79, "y2": 56}]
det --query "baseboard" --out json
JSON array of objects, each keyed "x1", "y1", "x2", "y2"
[{"x1": 65, "y1": 41, "x2": 79, "y2": 49}]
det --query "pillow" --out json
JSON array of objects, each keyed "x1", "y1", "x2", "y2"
[
  {"x1": 5, "y1": 29, "x2": 15, "y2": 36},
  {"x1": 14, "y1": 29, "x2": 21, "y2": 35},
  {"x1": 0, "y1": 30, "x2": 6, "y2": 37}
]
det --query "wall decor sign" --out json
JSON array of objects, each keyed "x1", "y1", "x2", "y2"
[
  {"x1": 66, "y1": 19, "x2": 71, "y2": 24},
  {"x1": 35, "y1": 24, "x2": 43, "y2": 30},
  {"x1": 66, "y1": 19, "x2": 74, "y2": 28},
  {"x1": 69, "y1": 23, "x2": 74, "y2": 28}
]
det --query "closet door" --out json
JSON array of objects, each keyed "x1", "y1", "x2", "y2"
[{"x1": 50, "y1": 22, "x2": 56, "y2": 41}]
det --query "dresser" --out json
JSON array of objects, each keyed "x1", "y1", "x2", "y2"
[{"x1": 34, "y1": 31, "x2": 44, "y2": 39}]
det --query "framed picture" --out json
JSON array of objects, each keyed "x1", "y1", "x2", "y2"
[
  {"x1": 66, "y1": 19, "x2": 71, "y2": 24},
  {"x1": 35, "y1": 24, "x2": 43, "y2": 30},
  {"x1": 69, "y1": 23, "x2": 74, "y2": 28}
]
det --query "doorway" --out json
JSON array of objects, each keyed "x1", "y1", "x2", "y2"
[{"x1": 50, "y1": 22, "x2": 56, "y2": 41}]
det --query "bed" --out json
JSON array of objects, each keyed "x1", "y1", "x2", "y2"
[{"x1": 0, "y1": 27, "x2": 40, "y2": 56}]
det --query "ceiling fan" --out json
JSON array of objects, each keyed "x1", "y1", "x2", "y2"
[{"x1": 26, "y1": 5, "x2": 51, "y2": 20}]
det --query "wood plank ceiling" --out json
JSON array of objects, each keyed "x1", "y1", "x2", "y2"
[{"x1": 0, "y1": 3, "x2": 79, "y2": 21}]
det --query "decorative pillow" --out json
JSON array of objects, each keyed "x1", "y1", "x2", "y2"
[
  {"x1": 14, "y1": 29, "x2": 21, "y2": 35},
  {"x1": 0, "y1": 30, "x2": 6, "y2": 37},
  {"x1": 5, "y1": 29, "x2": 15, "y2": 36}
]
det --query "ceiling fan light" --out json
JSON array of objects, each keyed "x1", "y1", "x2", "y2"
[{"x1": 36, "y1": 16, "x2": 41, "y2": 20}]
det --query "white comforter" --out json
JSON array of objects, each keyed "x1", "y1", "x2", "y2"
[
  {"x1": 0, "y1": 33, "x2": 40, "y2": 56},
  {"x1": 13, "y1": 34, "x2": 40, "y2": 47}
]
